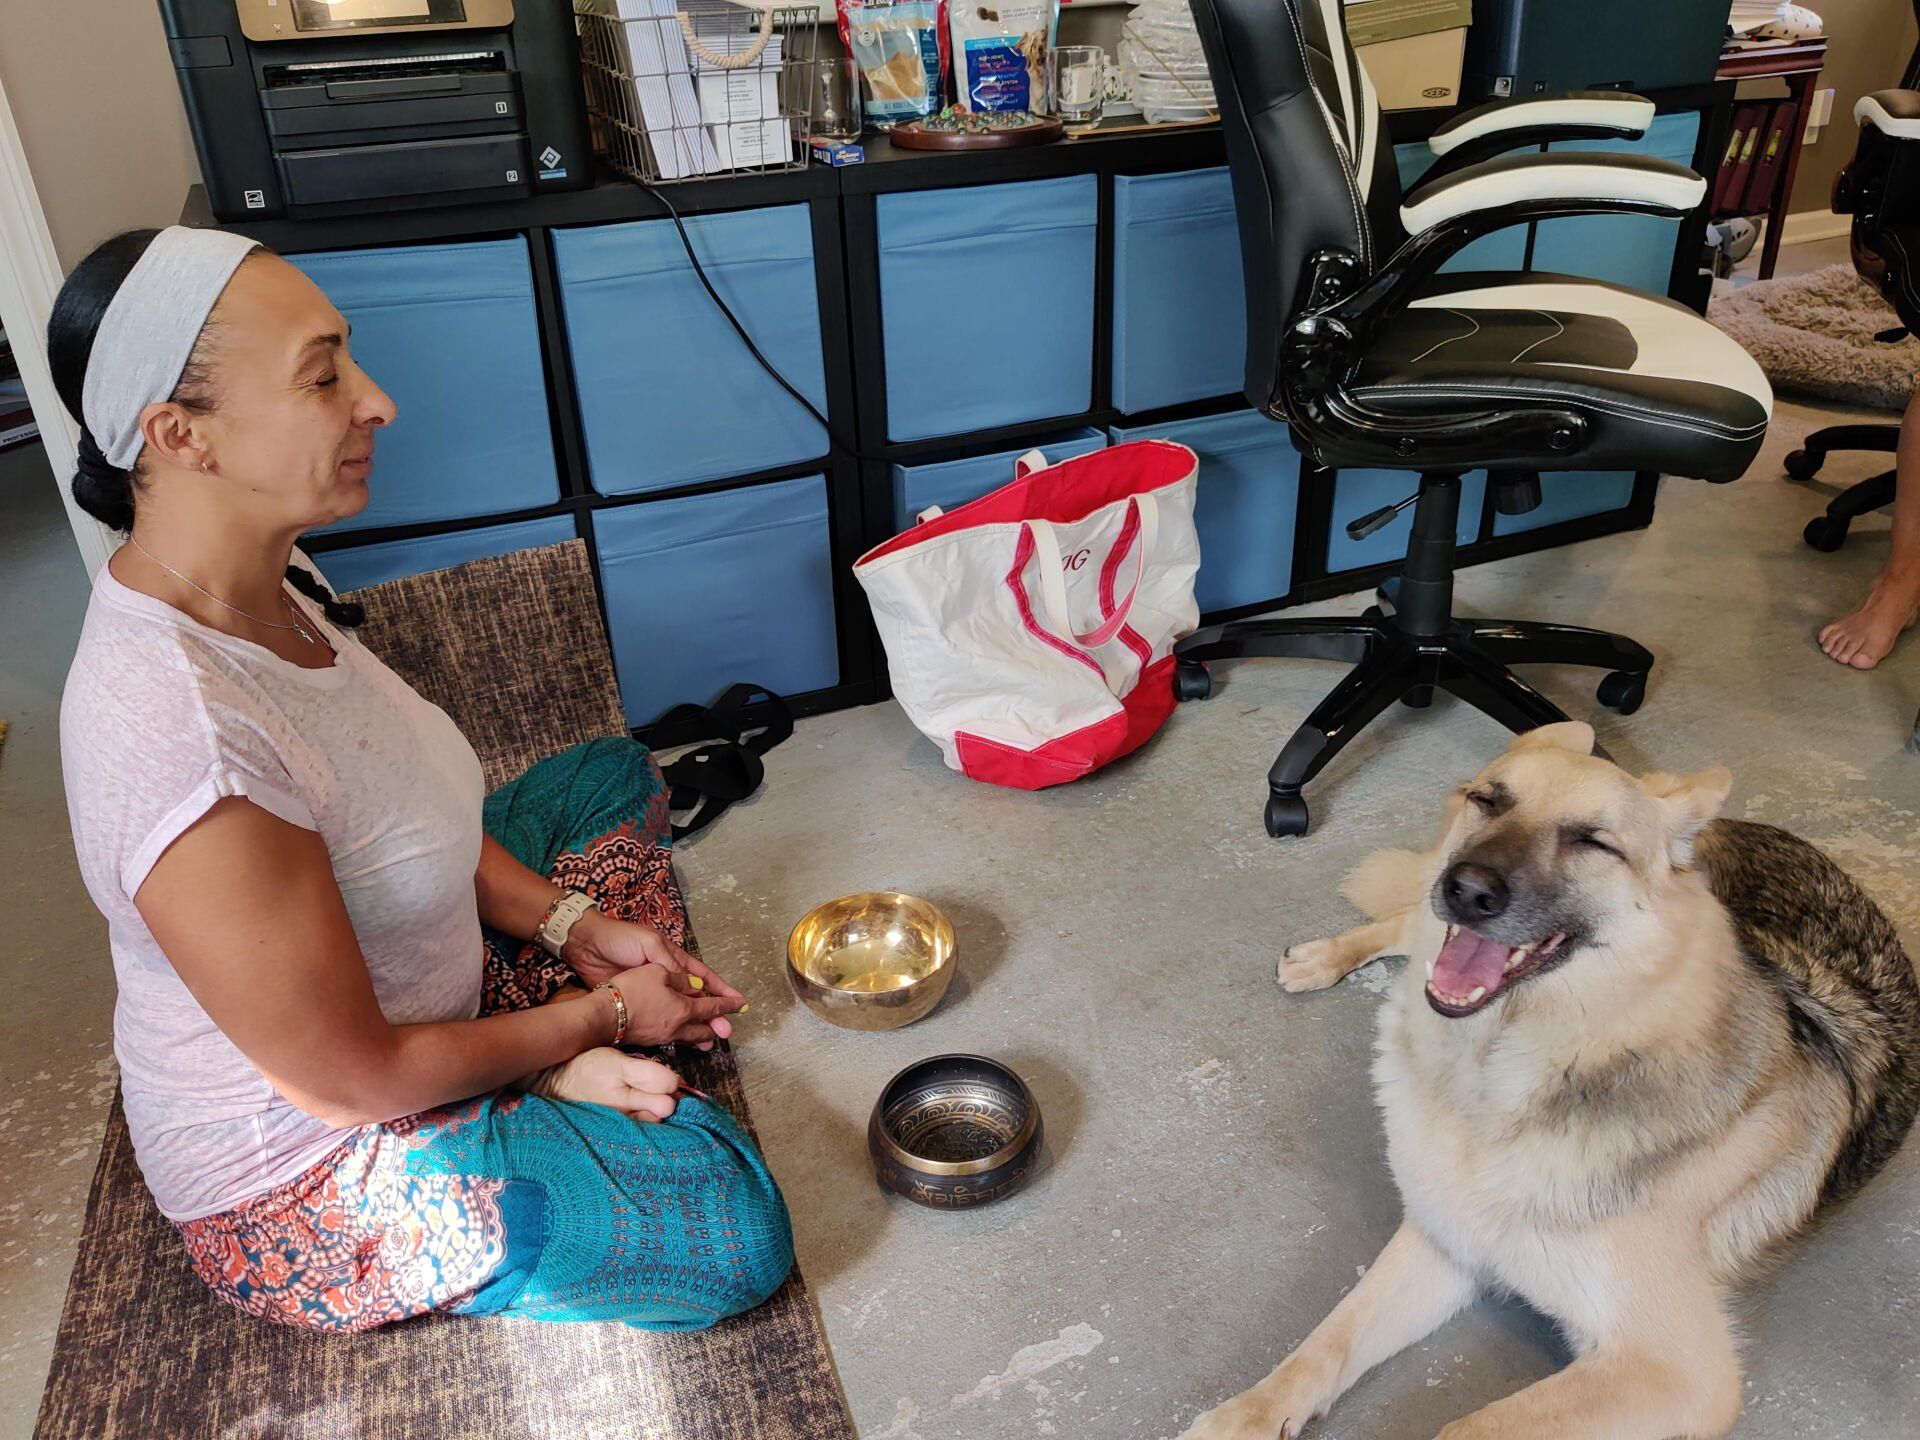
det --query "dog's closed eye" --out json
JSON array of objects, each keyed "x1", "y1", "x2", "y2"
[
  {"x1": 1564, "y1": 824, "x2": 1624, "y2": 860},
  {"x1": 1465, "y1": 783, "x2": 1513, "y2": 815}
]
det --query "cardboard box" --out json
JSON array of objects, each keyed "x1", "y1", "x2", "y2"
[{"x1": 1347, "y1": 0, "x2": 1472, "y2": 112}]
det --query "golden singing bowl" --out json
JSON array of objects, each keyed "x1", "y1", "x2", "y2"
[{"x1": 786, "y1": 892, "x2": 957, "y2": 1030}]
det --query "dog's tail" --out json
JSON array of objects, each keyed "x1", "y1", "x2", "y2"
[{"x1": 1341, "y1": 848, "x2": 1427, "y2": 920}]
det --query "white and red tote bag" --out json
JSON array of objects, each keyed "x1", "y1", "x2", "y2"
[{"x1": 853, "y1": 440, "x2": 1202, "y2": 789}]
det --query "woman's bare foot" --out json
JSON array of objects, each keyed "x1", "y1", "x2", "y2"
[{"x1": 1819, "y1": 572, "x2": 1920, "y2": 669}]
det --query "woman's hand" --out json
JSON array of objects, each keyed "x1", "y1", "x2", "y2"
[
  {"x1": 606, "y1": 963, "x2": 745, "y2": 1049},
  {"x1": 527, "y1": 1048, "x2": 682, "y2": 1122},
  {"x1": 565, "y1": 912, "x2": 745, "y2": 1043}
]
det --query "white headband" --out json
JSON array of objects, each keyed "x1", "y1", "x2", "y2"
[{"x1": 81, "y1": 226, "x2": 262, "y2": 472}]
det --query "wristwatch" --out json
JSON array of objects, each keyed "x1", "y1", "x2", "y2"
[{"x1": 536, "y1": 890, "x2": 597, "y2": 960}]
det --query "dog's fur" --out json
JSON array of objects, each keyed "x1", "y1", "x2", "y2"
[{"x1": 1181, "y1": 723, "x2": 1920, "y2": 1440}]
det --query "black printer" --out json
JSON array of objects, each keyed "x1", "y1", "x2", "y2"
[
  {"x1": 159, "y1": 1, "x2": 592, "y2": 221},
  {"x1": 1464, "y1": 0, "x2": 1734, "y2": 99}
]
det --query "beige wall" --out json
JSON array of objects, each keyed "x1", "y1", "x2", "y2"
[
  {"x1": 0, "y1": 0, "x2": 200, "y2": 272},
  {"x1": 1789, "y1": 0, "x2": 1917, "y2": 213}
]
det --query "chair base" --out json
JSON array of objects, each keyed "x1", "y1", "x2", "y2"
[
  {"x1": 1786, "y1": 423, "x2": 1899, "y2": 552},
  {"x1": 1172, "y1": 473, "x2": 1652, "y2": 838},
  {"x1": 1175, "y1": 613, "x2": 1650, "y2": 836}
]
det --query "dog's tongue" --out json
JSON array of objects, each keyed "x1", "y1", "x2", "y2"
[{"x1": 1432, "y1": 928, "x2": 1513, "y2": 999}]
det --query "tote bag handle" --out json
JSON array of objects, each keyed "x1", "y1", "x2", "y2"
[{"x1": 1022, "y1": 490, "x2": 1160, "y2": 654}]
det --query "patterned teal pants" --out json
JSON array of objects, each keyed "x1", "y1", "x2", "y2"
[{"x1": 176, "y1": 739, "x2": 794, "y2": 1333}]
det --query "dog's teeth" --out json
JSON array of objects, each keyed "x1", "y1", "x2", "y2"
[
  {"x1": 1505, "y1": 946, "x2": 1531, "y2": 973},
  {"x1": 1426, "y1": 954, "x2": 1437, "y2": 980},
  {"x1": 1467, "y1": 986, "x2": 1486, "y2": 1003}
]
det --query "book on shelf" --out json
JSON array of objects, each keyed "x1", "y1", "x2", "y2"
[
  {"x1": 1742, "y1": 94, "x2": 1802, "y2": 214},
  {"x1": 1715, "y1": 101, "x2": 1770, "y2": 216}
]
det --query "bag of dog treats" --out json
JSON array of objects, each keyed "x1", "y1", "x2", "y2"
[
  {"x1": 949, "y1": 0, "x2": 1058, "y2": 113},
  {"x1": 841, "y1": 1, "x2": 950, "y2": 126}
]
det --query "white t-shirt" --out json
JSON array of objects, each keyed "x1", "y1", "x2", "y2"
[{"x1": 61, "y1": 550, "x2": 487, "y2": 1221}]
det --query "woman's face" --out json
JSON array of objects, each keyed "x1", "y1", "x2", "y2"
[{"x1": 190, "y1": 254, "x2": 397, "y2": 530}]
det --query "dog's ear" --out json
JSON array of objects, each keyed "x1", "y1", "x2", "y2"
[
  {"x1": 1639, "y1": 766, "x2": 1733, "y2": 863},
  {"x1": 1509, "y1": 720, "x2": 1595, "y2": 756}
]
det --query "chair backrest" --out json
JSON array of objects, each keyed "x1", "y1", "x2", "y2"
[
  {"x1": 344, "y1": 539, "x2": 630, "y2": 790},
  {"x1": 1843, "y1": 0, "x2": 1920, "y2": 328},
  {"x1": 1187, "y1": 0, "x2": 1403, "y2": 411}
]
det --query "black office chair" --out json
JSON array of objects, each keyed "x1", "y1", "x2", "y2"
[
  {"x1": 1175, "y1": 0, "x2": 1773, "y2": 836},
  {"x1": 1784, "y1": 0, "x2": 1920, "y2": 551}
]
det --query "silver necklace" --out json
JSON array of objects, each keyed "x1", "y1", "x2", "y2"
[{"x1": 128, "y1": 535, "x2": 322, "y2": 647}]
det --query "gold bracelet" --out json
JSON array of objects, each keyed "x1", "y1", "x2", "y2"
[{"x1": 595, "y1": 981, "x2": 629, "y2": 1047}]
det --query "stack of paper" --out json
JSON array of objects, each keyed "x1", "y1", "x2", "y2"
[
  {"x1": 678, "y1": 0, "x2": 794, "y2": 171},
  {"x1": 583, "y1": 0, "x2": 719, "y2": 179},
  {"x1": 1729, "y1": 2, "x2": 1792, "y2": 34}
]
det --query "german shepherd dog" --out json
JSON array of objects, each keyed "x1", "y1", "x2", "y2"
[{"x1": 1181, "y1": 722, "x2": 1920, "y2": 1440}]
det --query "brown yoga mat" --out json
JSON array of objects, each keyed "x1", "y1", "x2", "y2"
[{"x1": 35, "y1": 1042, "x2": 853, "y2": 1440}]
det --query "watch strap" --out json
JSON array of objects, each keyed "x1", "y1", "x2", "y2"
[{"x1": 537, "y1": 890, "x2": 596, "y2": 960}]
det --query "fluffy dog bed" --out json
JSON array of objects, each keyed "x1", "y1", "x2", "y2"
[{"x1": 1709, "y1": 263, "x2": 1920, "y2": 413}]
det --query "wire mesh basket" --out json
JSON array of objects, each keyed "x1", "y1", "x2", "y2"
[{"x1": 576, "y1": 0, "x2": 820, "y2": 183}]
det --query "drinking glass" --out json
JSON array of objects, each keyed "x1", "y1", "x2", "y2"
[
  {"x1": 1048, "y1": 45, "x2": 1106, "y2": 126},
  {"x1": 807, "y1": 57, "x2": 863, "y2": 142}
]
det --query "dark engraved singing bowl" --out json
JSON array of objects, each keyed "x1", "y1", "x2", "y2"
[{"x1": 868, "y1": 1054, "x2": 1043, "y2": 1209}]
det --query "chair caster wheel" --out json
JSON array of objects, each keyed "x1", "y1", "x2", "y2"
[
  {"x1": 1597, "y1": 670, "x2": 1646, "y2": 716},
  {"x1": 1784, "y1": 448, "x2": 1824, "y2": 482},
  {"x1": 1362, "y1": 605, "x2": 1385, "y2": 620},
  {"x1": 1401, "y1": 683, "x2": 1434, "y2": 709},
  {"x1": 1174, "y1": 661, "x2": 1213, "y2": 701},
  {"x1": 1803, "y1": 515, "x2": 1850, "y2": 552},
  {"x1": 1265, "y1": 793, "x2": 1310, "y2": 838}
]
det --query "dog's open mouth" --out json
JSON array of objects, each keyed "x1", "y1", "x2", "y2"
[{"x1": 1426, "y1": 926, "x2": 1569, "y2": 1017}]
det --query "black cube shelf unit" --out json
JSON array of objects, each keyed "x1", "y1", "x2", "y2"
[{"x1": 186, "y1": 81, "x2": 1727, "y2": 736}]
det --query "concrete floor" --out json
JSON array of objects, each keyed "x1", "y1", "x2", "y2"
[{"x1": 5, "y1": 263, "x2": 1919, "y2": 1438}]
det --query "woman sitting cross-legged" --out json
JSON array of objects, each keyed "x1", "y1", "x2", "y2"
[{"x1": 53, "y1": 226, "x2": 794, "y2": 1333}]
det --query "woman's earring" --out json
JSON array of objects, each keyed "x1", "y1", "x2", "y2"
[{"x1": 201, "y1": 461, "x2": 212, "y2": 474}]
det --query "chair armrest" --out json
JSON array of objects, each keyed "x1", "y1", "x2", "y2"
[
  {"x1": 1427, "y1": 91, "x2": 1655, "y2": 157},
  {"x1": 1400, "y1": 152, "x2": 1706, "y2": 235},
  {"x1": 1263, "y1": 152, "x2": 1710, "y2": 468},
  {"x1": 1414, "y1": 92, "x2": 1656, "y2": 185},
  {"x1": 1855, "y1": 90, "x2": 1920, "y2": 139}
]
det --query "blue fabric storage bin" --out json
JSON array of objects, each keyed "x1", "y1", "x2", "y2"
[
  {"x1": 1110, "y1": 410, "x2": 1299, "y2": 613},
  {"x1": 877, "y1": 175, "x2": 1098, "y2": 441},
  {"x1": 316, "y1": 516, "x2": 578, "y2": 593},
  {"x1": 552, "y1": 206, "x2": 829, "y2": 495},
  {"x1": 293, "y1": 239, "x2": 559, "y2": 536},
  {"x1": 594, "y1": 475, "x2": 839, "y2": 725},
  {"x1": 889, "y1": 428, "x2": 1108, "y2": 531},
  {"x1": 1328, "y1": 470, "x2": 1488, "y2": 573},
  {"x1": 1493, "y1": 471, "x2": 1638, "y2": 536},
  {"x1": 1111, "y1": 168, "x2": 1248, "y2": 413},
  {"x1": 1531, "y1": 113, "x2": 1702, "y2": 292},
  {"x1": 1394, "y1": 145, "x2": 1528, "y2": 272}
]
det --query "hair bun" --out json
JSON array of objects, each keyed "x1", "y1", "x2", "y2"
[{"x1": 71, "y1": 431, "x2": 136, "y2": 532}]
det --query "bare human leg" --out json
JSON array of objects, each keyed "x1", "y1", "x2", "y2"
[{"x1": 1820, "y1": 384, "x2": 1920, "y2": 669}]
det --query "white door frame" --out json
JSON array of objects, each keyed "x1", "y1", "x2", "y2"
[{"x1": 0, "y1": 68, "x2": 115, "y2": 576}]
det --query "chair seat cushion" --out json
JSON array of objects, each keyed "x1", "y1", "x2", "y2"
[{"x1": 1351, "y1": 272, "x2": 1773, "y2": 481}]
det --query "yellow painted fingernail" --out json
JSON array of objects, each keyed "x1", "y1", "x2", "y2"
[
  {"x1": 689, "y1": 976, "x2": 704, "y2": 990},
  {"x1": 739, "y1": 1002, "x2": 749, "y2": 1013}
]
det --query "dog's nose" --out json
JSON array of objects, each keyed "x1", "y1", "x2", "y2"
[{"x1": 1443, "y1": 862, "x2": 1510, "y2": 922}]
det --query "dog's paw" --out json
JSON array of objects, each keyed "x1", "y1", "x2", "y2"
[
  {"x1": 1181, "y1": 1349, "x2": 1340, "y2": 1440},
  {"x1": 1278, "y1": 938, "x2": 1353, "y2": 993},
  {"x1": 1176, "y1": 1393, "x2": 1293, "y2": 1440}
]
